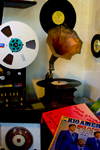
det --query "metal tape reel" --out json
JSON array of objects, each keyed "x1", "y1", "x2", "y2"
[{"x1": 0, "y1": 21, "x2": 39, "y2": 69}]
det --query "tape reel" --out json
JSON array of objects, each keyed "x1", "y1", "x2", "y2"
[{"x1": 0, "y1": 21, "x2": 39, "y2": 69}]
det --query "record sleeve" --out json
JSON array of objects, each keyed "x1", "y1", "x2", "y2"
[
  {"x1": 41, "y1": 103, "x2": 100, "y2": 136},
  {"x1": 48, "y1": 116, "x2": 100, "y2": 150}
]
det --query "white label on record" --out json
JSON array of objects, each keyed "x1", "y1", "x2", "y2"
[{"x1": 12, "y1": 135, "x2": 26, "y2": 146}]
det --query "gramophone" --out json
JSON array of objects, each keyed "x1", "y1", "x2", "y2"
[{"x1": 37, "y1": 0, "x2": 83, "y2": 109}]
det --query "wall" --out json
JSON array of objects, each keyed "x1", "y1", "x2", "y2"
[
  {"x1": 2, "y1": 0, "x2": 100, "y2": 102},
  {"x1": 82, "y1": 0, "x2": 100, "y2": 101}
]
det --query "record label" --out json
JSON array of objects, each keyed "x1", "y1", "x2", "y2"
[
  {"x1": 0, "y1": 43, "x2": 5, "y2": 48},
  {"x1": 52, "y1": 80, "x2": 68, "y2": 85},
  {"x1": 52, "y1": 11, "x2": 65, "y2": 25},
  {"x1": 94, "y1": 39, "x2": 100, "y2": 52},
  {"x1": 12, "y1": 135, "x2": 26, "y2": 146}
]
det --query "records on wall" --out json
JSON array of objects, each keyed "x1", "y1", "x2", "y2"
[
  {"x1": 39, "y1": 0, "x2": 76, "y2": 33},
  {"x1": 91, "y1": 34, "x2": 100, "y2": 58}
]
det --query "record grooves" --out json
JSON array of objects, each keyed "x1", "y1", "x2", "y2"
[
  {"x1": 37, "y1": 78, "x2": 81, "y2": 89},
  {"x1": 40, "y1": 0, "x2": 76, "y2": 33},
  {"x1": 5, "y1": 127, "x2": 33, "y2": 150}
]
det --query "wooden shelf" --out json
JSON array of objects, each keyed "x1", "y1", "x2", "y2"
[{"x1": 3, "y1": 0, "x2": 37, "y2": 8}]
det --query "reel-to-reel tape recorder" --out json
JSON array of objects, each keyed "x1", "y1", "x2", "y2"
[
  {"x1": 0, "y1": 0, "x2": 39, "y2": 109},
  {"x1": 0, "y1": 1, "x2": 41, "y2": 149},
  {"x1": 0, "y1": 21, "x2": 39, "y2": 109}
]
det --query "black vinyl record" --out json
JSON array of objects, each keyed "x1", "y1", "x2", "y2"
[
  {"x1": 5, "y1": 127, "x2": 33, "y2": 150},
  {"x1": 40, "y1": 0, "x2": 76, "y2": 33},
  {"x1": 37, "y1": 78, "x2": 81, "y2": 89},
  {"x1": 91, "y1": 34, "x2": 100, "y2": 58}
]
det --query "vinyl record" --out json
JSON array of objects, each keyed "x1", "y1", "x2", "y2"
[
  {"x1": 40, "y1": 0, "x2": 76, "y2": 33},
  {"x1": 0, "y1": 21, "x2": 39, "y2": 69},
  {"x1": 37, "y1": 78, "x2": 81, "y2": 89},
  {"x1": 5, "y1": 127, "x2": 33, "y2": 150},
  {"x1": 91, "y1": 34, "x2": 100, "y2": 58}
]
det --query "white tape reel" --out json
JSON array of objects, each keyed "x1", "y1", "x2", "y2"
[{"x1": 0, "y1": 21, "x2": 39, "y2": 69}]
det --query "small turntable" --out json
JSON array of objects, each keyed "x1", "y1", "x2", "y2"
[
  {"x1": 37, "y1": 0, "x2": 83, "y2": 109},
  {"x1": 37, "y1": 78, "x2": 81, "y2": 109}
]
